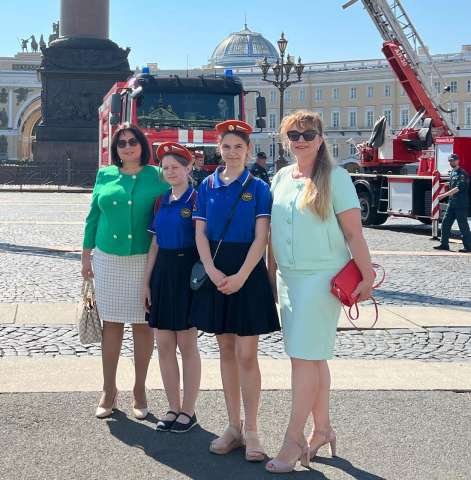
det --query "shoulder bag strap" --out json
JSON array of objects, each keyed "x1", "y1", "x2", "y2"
[{"x1": 212, "y1": 174, "x2": 254, "y2": 260}]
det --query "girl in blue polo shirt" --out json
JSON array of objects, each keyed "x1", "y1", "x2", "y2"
[
  {"x1": 191, "y1": 120, "x2": 280, "y2": 461},
  {"x1": 144, "y1": 142, "x2": 201, "y2": 433}
]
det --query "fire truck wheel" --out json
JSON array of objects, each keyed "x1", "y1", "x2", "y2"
[{"x1": 358, "y1": 191, "x2": 388, "y2": 226}]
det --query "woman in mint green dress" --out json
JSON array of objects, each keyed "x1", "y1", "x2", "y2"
[{"x1": 266, "y1": 111, "x2": 375, "y2": 473}]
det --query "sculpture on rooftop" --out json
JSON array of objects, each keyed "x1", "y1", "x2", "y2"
[
  {"x1": 30, "y1": 35, "x2": 38, "y2": 53},
  {"x1": 20, "y1": 38, "x2": 29, "y2": 52}
]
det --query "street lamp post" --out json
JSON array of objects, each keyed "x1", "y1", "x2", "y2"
[{"x1": 259, "y1": 33, "x2": 304, "y2": 171}]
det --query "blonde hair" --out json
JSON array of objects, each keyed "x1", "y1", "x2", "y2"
[{"x1": 279, "y1": 110, "x2": 333, "y2": 220}]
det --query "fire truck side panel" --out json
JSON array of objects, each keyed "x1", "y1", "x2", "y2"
[{"x1": 388, "y1": 178, "x2": 413, "y2": 215}]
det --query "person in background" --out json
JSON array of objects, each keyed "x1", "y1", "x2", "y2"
[
  {"x1": 144, "y1": 142, "x2": 201, "y2": 433},
  {"x1": 434, "y1": 153, "x2": 471, "y2": 253},
  {"x1": 250, "y1": 151, "x2": 271, "y2": 185},
  {"x1": 192, "y1": 150, "x2": 209, "y2": 189},
  {"x1": 81, "y1": 123, "x2": 168, "y2": 420}
]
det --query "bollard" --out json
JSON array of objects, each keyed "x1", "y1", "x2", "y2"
[{"x1": 431, "y1": 170, "x2": 441, "y2": 240}]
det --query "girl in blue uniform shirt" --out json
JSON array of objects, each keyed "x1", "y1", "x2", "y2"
[
  {"x1": 191, "y1": 120, "x2": 280, "y2": 461},
  {"x1": 144, "y1": 142, "x2": 201, "y2": 433}
]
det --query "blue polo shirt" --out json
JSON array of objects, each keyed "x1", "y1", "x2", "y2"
[
  {"x1": 148, "y1": 186, "x2": 196, "y2": 249},
  {"x1": 193, "y1": 167, "x2": 272, "y2": 243}
]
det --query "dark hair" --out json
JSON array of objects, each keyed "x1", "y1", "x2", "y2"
[
  {"x1": 110, "y1": 123, "x2": 150, "y2": 167},
  {"x1": 220, "y1": 130, "x2": 250, "y2": 145}
]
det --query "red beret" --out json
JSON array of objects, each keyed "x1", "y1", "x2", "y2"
[
  {"x1": 215, "y1": 120, "x2": 253, "y2": 135},
  {"x1": 156, "y1": 142, "x2": 192, "y2": 164}
]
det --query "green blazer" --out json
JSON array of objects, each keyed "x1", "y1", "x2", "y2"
[{"x1": 83, "y1": 165, "x2": 169, "y2": 256}]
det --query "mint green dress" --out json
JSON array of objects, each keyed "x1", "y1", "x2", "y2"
[{"x1": 271, "y1": 165, "x2": 360, "y2": 360}]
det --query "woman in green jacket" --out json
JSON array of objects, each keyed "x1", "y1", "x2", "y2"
[{"x1": 81, "y1": 123, "x2": 168, "y2": 419}]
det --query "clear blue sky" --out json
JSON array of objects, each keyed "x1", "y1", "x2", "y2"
[{"x1": 2, "y1": 0, "x2": 470, "y2": 69}]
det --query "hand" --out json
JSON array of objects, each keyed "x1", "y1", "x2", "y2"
[
  {"x1": 217, "y1": 273, "x2": 246, "y2": 295},
  {"x1": 143, "y1": 285, "x2": 152, "y2": 313},
  {"x1": 81, "y1": 259, "x2": 94, "y2": 279},
  {"x1": 352, "y1": 277, "x2": 375, "y2": 303},
  {"x1": 437, "y1": 193, "x2": 445, "y2": 201},
  {"x1": 206, "y1": 266, "x2": 226, "y2": 288}
]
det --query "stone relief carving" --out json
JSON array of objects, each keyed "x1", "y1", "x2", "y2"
[
  {"x1": 43, "y1": 80, "x2": 105, "y2": 126},
  {"x1": 42, "y1": 46, "x2": 131, "y2": 71},
  {"x1": 14, "y1": 88, "x2": 32, "y2": 105}
]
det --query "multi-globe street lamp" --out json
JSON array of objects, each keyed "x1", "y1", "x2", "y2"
[{"x1": 259, "y1": 33, "x2": 304, "y2": 170}]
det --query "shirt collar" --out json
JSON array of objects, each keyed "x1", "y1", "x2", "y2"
[
  {"x1": 212, "y1": 167, "x2": 250, "y2": 188},
  {"x1": 162, "y1": 185, "x2": 194, "y2": 205}
]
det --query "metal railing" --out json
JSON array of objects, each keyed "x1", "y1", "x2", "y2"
[{"x1": 0, "y1": 160, "x2": 96, "y2": 188}]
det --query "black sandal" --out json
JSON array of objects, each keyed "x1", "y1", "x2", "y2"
[
  {"x1": 170, "y1": 412, "x2": 198, "y2": 433},
  {"x1": 156, "y1": 410, "x2": 178, "y2": 431}
]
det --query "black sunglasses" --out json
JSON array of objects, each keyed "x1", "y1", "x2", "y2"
[
  {"x1": 117, "y1": 137, "x2": 139, "y2": 148},
  {"x1": 286, "y1": 130, "x2": 318, "y2": 142}
]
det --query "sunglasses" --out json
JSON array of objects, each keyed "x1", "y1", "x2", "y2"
[
  {"x1": 117, "y1": 137, "x2": 139, "y2": 149},
  {"x1": 286, "y1": 130, "x2": 318, "y2": 142}
]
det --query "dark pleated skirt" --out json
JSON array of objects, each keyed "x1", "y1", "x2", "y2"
[
  {"x1": 189, "y1": 242, "x2": 280, "y2": 336},
  {"x1": 146, "y1": 247, "x2": 198, "y2": 330}
]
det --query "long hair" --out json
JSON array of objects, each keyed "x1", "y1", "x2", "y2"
[
  {"x1": 280, "y1": 110, "x2": 333, "y2": 220},
  {"x1": 110, "y1": 123, "x2": 150, "y2": 167}
]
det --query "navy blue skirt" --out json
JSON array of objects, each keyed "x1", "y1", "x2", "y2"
[
  {"x1": 146, "y1": 247, "x2": 198, "y2": 330},
  {"x1": 189, "y1": 242, "x2": 280, "y2": 336}
]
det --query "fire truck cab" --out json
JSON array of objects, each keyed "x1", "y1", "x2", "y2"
[{"x1": 99, "y1": 72, "x2": 266, "y2": 170}]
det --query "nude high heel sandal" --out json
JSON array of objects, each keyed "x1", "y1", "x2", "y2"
[
  {"x1": 309, "y1": 429, "x2": 337, "y2": 460},
  {"x1": 265, "y1": 438, "x2": 310, "y2": 473}
]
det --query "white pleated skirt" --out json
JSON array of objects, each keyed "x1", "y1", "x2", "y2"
[{"x1": 92, "y1": 248, "x2": 148, "y2": 324}]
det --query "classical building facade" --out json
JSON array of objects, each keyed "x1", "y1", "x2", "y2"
[
  {"x1": 239, "y1": 46, "x2": 471, "y2": 166},
  {"x1": 149, "y1": 26, "x2": 471, "y2": 166},
  {"x1": 0, "y1": 52, "x2": 41, "y2": 161}
]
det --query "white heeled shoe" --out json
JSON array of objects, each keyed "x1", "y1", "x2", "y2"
[
  {"x1": 132, "y1": 406, "x2": 149, "y2": 420},
  {"x1": 95, "y1": 391, "x2": 118, "y2": 418}
]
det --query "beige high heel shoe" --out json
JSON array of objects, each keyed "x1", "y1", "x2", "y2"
[
  {"x1": 309, "y1": 428, "x2": 337, "y2": 460},
  {"x1": 244, "y1": 430, "x2": 266, "y2": 462},
  {"x1": 209, "y1": 421, "x2": 244, "y2": 455},
  {"x1": 95, "y1": 390, "x2": 118, "y2": 419},
  {"x1": 132, "y1": 405, "x2": 149, "y2": 420},
  {"x1": 265, "y1": 437, "x2": 310, "y2": 473}
]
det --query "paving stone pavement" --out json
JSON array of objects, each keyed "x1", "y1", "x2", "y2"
[
  {"x1": 1, "y1": 325, "x2": 471, "y2": 361},
  {"x1": 1, "y1": 192, "x2": 471, "y2": 307}
]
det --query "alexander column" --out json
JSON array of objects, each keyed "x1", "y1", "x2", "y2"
[{"x1": 35, "y1": 0, "x2": 131, "y2": 184}]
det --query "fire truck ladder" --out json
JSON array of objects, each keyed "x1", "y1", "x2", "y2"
[{"x1": 343, "y1": 0, "x2": 456, "y2": 136}]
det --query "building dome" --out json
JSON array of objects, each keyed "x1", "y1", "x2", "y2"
[{"x1": 208, "y1": 25, "x2": 279, "y2": 68}]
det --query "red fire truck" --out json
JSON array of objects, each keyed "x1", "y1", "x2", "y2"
[
  {"x1": 343, "y1": 0, "x2": 471, "y2": 227},
  {"x1": 98, "y1": 71, "x2": 266, "y2": 170}
]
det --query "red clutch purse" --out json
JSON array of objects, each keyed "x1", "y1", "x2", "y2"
[{"x1": 331, "y1": 260, "x2": 385, "y2": 328}]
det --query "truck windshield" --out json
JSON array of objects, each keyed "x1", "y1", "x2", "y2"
[{"x1": 137, "y1": 92, "x2": 239, "y2": 129}]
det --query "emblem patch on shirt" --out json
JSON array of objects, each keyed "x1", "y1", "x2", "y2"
[
  {"x1": 180, "y1": 207, "x2": 192, "y2": 218},
  {"x1": 241, "y1": 192, "x2": 253, "y2": 202}
]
